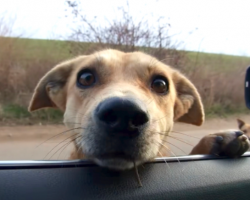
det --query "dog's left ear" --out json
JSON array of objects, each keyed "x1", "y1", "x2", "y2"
[
  {"x1": 237, "y1": 119, "x2": 245, "y2": 129},
  {"x1": 172, "y1": 70, "x2": 204, "y2": 126},
  {"x1": 28, "y1": 56, "x2": 86, "y2": 112}
]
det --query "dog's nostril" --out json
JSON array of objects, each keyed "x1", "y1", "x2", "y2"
[
  {"x1": 235, "y1": 131, "x2": 243, "y2": 137},
  {"x1": 216, "y1": 136, "x2": 224, "y2": 143},
  {"x1": 131, "y1": 112, "x2": 149, "y2": 127},
  {"x1": 100, "y1": 110, "x2": 119, "y2": 126}
]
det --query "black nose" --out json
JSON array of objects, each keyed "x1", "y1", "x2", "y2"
[
  {"x1": 235, "y1": 131, "x2": 243, "y2": 137},
  {"x1": 95, "y1": 97, "x2": 149, "y2": 137}
]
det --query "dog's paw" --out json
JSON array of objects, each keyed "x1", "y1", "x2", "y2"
[{"x1": 190, "y1": 130, "x2": 250, "y2": 157}]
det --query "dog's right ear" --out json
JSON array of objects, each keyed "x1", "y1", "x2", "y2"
[
  {"x1": 28, "y1": 56, "x2": 85, "y2": 112},
  {"x1": 172, "y1": 70, "x2": 204, "y2": 126},
  {"x1": 237, "y1": 119, "x2": 245, "y2": 130}
]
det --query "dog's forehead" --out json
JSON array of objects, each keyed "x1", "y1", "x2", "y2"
[
  {"x1": 87, "y1": 49, "x2": 173, "y2": 72},
  {"x1": 94, "y1": 49, "x2": 125, "y2": 62}
]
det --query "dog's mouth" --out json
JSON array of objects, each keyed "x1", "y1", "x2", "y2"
[
  {"x1": 93, "y1": 151, "x2": 141, "y2": 170},
  {"x1": 97, "y1": 152, "x2": 133, "y2": 160}
]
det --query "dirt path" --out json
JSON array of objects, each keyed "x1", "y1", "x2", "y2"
[{"x1": 1, "y1": 114, "x2": 249, "y2": 160}]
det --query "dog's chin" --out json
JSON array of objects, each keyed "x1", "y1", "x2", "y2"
[
  {"x1": 92, "y1": 152, "x2": 144, "y2": 170},
  {"x1": 93, "y1": 158, "x2": 143, "y2": 170},
  {"x1": 93, "y1": 158, "x2": 134, "y2": 170}
]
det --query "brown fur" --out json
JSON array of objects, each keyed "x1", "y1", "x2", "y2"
[
  {"x1": 28, "y1": 49, "x2": 249, "y2": 170},
  {"x1": 237, "y1": 118, "x2": 250, "y2": 138},
  {"x1": 190, "y1": 130, "x2": 249, "y2": 157}
]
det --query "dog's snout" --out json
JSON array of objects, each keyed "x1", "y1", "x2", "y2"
[
  {"x1": 235, "y1": 131, "x2": 243, "y2": 137},
  {"x1": 95, "y1": 97, "x2": 149, "y2": 136}
]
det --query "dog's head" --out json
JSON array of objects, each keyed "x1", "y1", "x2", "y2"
[
  {"x1": 237, "y1": 119, "x2": 250, "y2": 138},
  {"x1": 29, "y1": 49, "x2": 204, "y2": 170}
]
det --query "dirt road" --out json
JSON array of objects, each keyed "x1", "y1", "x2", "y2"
[{"x1": 0, "y1": 114, "x2": 249, "y2": 160}]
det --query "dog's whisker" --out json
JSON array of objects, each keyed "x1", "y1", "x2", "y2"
[
  {"x1": 65, "y1": 94, "x2": 99, "y2": 112},
  {"x1": 158, "y1": 151, "x2": 172, "y2": 172},
  {"x1": 157, "y1": 150, "x2": 179, "y2": 185},
  {"x1": 148, "y1": 130, "x2": 168, "y2": 137},
  {"x1": 48, "y1": 122, "x2": 82, "y2": 125},
  {"x1": 133, "y1": 161, "x2": 143, "y2": 187},
  {"x1": 152, "y1": 128, "x2": 187, "y2": 157},
  {"x1": 36, "y1": 127, "x2": 82, "y2": 148},
  {"x1": 48, "y1": 137, "x2": 80, "y2": 160},
  {"x1": 62, "y1": 122, "x2": 82, "y2": 125},
  {"x1": 152, "y1": 114, "x2": 170, "y2": 123},
  {"x1": 155, "y1": 140, "x2": 181, "y2": 165},
  {"x1": 76, "y1": 143, "x2": 82, "y2": 154},
  {"x1": 63, "y1": 115, "x2": 89, "y2": 121},
  {"x1": 171, "y1": 130, "x2": 201, "y2": 139},
  {"x1": 154, "y1": 141, "x2": 172, "y2": 156},
  {"x1": 46, "y1": 140, "x2": 72, "y2": 160},
  {"x1": 65, "y1": 109, "x2": 88, "y2": 117},
  {"x1": 36, "y1": 126, "x2": 92, "y2": 149},
  {"x1": 148, "y1": 129, "x2": 201, "y2": 140},
  {"x1": 156, "y1": 141, "x2": 178, "y2": 158},
  {"x1": 38, "y1": 141, "x2": 73, "y2": 144},
  {"x1": 57, "y1": 136, "x2": 82, "y2": 159},
  {"x1": 165, "y1": 136, "x2": 194, "y2": 146},
  {"x1": 161, "y1": 138, "x2": 193, "y2": 150},
  {"x1": 145, "y1": 97, "x2": 153, "y2": 105},
  {"x1": 161, "y1": 140, "x2": 188, "y2": 155},
  {"x1": 43, "y1": 133, "x2": 79, "y2": 159},
  {"x1": 48, "y1": 135, "x2": 88, "y2": 160}
]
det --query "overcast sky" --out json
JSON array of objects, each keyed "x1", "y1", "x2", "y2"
[{"x1": 0, "y1": 0, "x2": 250, "y2": 56}]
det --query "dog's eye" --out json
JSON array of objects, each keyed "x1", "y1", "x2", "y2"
[
  {"x1": 77, "y1": 71, "x2": 95, "y2": 87},
  {"x1": 151, "y1": 77, "x2": 168, "y2": 94}
]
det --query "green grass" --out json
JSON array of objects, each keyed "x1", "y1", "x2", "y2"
[
  {"x1": 2, "y1": 36, "x2": 250, "y2": 72},
  {"x1": 205, "y1": 104, "x2": 250, "y2": 119},
  {"x1": 2, "y1": 104, "x2": 31, "y2": 118},
  {"x1": 186, "y1": 51, "x2": 250, "y2": 72},
  {"x1": 0, "y1": 104, "x2": 63, "y2": 124}
]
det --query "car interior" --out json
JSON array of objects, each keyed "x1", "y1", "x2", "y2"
[{"x1": 1, "y1": 153, "x2": 250, "y2": 199}]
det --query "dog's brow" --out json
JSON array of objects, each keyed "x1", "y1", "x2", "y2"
[
  {"x1": 84, "y1": 54, "x2": 102, "y2": 68},
  {"x1": 148, "y1": 57, "x2": 158, "y2": 69},
  {"x1": 146, "y1": 61, "x2": 164, "y2": 75},
  {"x1": 94, "y1": 53, "x2": 102, "y2": 65},
  {"x1": 80, "y1": 53, "x2": 104, "y2": 69}
]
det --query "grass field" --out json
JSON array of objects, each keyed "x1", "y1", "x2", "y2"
[
  {"x1": 3, "y1": 37, "x2": 249, "y2": 68},
  {"x1": 2, "y1": 37, "x2": 250, "y2": 70},
  {"x1": 0, "y1": 36, "x2": 250, "y2": 125}
]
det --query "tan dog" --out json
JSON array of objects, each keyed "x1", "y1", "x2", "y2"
[
  {"x1": 28, "y1": 49, "x2": 250, "y2": 170},
  {"x1": 237, "y1": 119, "x2": 250, "y2": 138}
]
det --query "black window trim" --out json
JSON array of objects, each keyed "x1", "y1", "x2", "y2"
[{"x1": 1, "y1": 152, "x2": 249, "y2": 169}]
